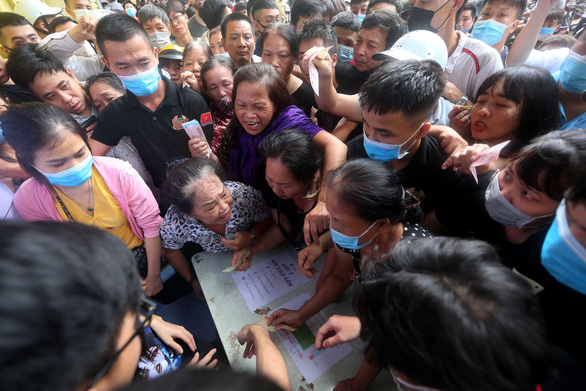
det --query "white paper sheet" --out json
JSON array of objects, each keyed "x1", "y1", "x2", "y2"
[
  {"x1": 232, "y1": 252, "x2": 309, "y2": 311},
  {"x1": 271, "y1": 293, "x2": 353, "y2": 384}
]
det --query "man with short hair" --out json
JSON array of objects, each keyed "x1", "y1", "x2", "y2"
[
  {"x1": 64, "y1": 0, "x2": 93, "y2": 21},
  {"x1": 290, "y1": 0, "x2": 326, "y2": 31},
  {"x1": 90, "y1": 13, "x2": 213, "y2": 190},
  {"x1": 456, "y1": 3, "x2": 476, "y2": 33},
  {"x1": 470, "y1": 0, "x2": 527, "y2": 65},
  {"x1": 0, "y1": 12, "x2": 40, "y2": 56},
  {"x1": 350, "y1": 0, "x2": 369, "y2": 21},
  {"x1": 250, "y1": 0, "x2": 281, "y2": 55},
  {"x1": 331, "y1": 11, "x2": 361, "y2": 48},
  {"x1": 408, "y1": 0, "x2": 503, "y2": 104},
  {"x1": 198, "y1": 0, "x2": 232, "y2": 41},
  {"x1": 13, "y1": 0, "x2": 63, "y2": 39},
  {"x1": 138, "y1": 4, "x2": 172, "y2": 50},
  {"x1": 221, "y1": 13, "x2": 260, "y2": 67}
]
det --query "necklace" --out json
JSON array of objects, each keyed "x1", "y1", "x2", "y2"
[{"x1": 55, "y1": 180, "x2": 94, "y2": 212}]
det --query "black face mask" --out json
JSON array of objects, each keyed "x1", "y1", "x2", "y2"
[{"x1": 408, "y1": 0, "x2": 452, "y2": 33}]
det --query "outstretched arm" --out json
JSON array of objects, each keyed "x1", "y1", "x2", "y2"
[{"x1": 506, "y1": 0, "x2": 553, "y2": 66}]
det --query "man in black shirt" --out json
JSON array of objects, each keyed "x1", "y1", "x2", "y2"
[{"x1": 90, "y1": 13, "x2": 212, "y2": 189}]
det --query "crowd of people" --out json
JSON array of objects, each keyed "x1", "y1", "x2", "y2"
[{"x1": 1, "y1": 0, "x2": 585, "y2": 389}]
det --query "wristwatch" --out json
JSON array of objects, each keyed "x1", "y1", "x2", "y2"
[
  {"x1": 455, "y1": 96, "x2": 468, "y2": 106},
  {"x1": 247, "y1": 230, "x2": 258, "y2": 245}
]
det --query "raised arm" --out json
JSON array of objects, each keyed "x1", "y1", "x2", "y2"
[
  {"x1": 506, "y1": 0, "x2": 554, "y2": 67},
  {"x1": 302, "y1": 47, "x2": 363, "y2": 122}
]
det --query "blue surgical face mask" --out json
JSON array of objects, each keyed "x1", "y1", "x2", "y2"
[
  {"x1": 117, "y1": 65, "x2": 161, "y2": 96},
  {"x1": 484, "y1": 170, "x2": 555, "y2": 229},
  {"x1": 541, "y1": 199, "x2": 586, "y2": 295},
  {"x1": 338, "y1": 45, "x2": 354, "y2": 63},
  {"x1": 357, "y1": 13, "x2": 366, "y2": 23},
  {"x1": 362, "y1": 124, "x2": 423, "y2": 162},
  {"x1": 37, "y1": 154, "x2": 94, "y2": 187},
  {"x1": 126, "y1": 7, "x2": 137, "y2": 16},
  {"x1": 539, "y1": 27, "x2": 555, "y2": 35},
  {"x1": 330, "y1": 218, "x2": 379, "y2": 251},
  {"x1": 559, "y1": 50, "x2": 586, "y2": 94},
  {"x1": 470, "y1": 19, "x2": 508, "y2": 46}
]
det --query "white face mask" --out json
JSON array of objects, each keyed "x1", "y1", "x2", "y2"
[
  {"x1": 73, "y1": 9, "x2": 91, "y2": 21},
  {"x1": 148, "y1": 32, "x2": 171, "y2": 50}
]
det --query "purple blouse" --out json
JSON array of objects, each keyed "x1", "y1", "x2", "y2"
[{"x1": 228, "y1": 105, "x2": 322, "y2": 187}]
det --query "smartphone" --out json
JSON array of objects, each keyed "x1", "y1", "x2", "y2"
[{"x1": 81, "y1": 116, "x2": 97, "y2": 133}]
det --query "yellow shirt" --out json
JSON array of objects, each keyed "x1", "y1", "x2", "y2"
[{"x1": 54, "y1": 167, "x2": 143, "y2": 249}]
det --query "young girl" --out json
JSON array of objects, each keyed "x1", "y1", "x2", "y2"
[
  {"x1": 180, "y1": 41, "x2": 213, "y2": 94},
  {"x1": 2, "y1": 103, "x2": 164, "y2": 297},
  {"x1": 199, "y1": 56, "x2": 236, "y2": 167},
  {"x1": 259, "y1": 23, "x2": 316, "y2": 117}
]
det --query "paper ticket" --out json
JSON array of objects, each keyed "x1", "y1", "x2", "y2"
[
  {"x1": 257, "y1": 315, "x2": 296, "y2": 332},
  {"x1": 305, "y1": 46, "x2": 330, "y2": 97},
  {"x1": 470, "y1": 140, "x2": 510, "y2": 183}
]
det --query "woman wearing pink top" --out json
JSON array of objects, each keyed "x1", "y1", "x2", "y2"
[{"x1": 2, "y1": 103, "x2": 164, "y2": 297}]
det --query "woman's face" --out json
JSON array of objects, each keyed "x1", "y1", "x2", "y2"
[
  {"x1": 265, "y1": 157, "x2": 310, "y2": 200},
  {"x1": 190, "y1": 172, "x2": 234, "y2": 226},
  {"x1": 471, "y1": 79, "x2": 521, "y2": 145},
  {"x1": 183, "y1": 45, "x2": 210, "y2": 82},
  {"x1": 261, "y1": 34, "x2": 295, "y2": 82},
  {"x1": 498, "y1": 165, "x2": 559, "y2": 217},
  {"x1": 326, "y1": 190, "x2": 380, "y2": 248},
  {"x1": 88, "y1": 81, "x2": 124, "y2": 112},
  {"x1": 209, "y1": 32, "x2": 225, "y2": 55},
  {"x1": 203, "y1": 65, "x2": 234, "y2": 104},
  {"x1": 235, "y1": 81, "x2": 277, "y2": 135},
  {"x1": 33, "y1": 131, "x2": 90, "y2": 175}
]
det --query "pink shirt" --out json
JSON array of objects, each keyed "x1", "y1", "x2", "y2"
[{"x1": 14, "y1": 156, "x2": 162, "y2": 239}]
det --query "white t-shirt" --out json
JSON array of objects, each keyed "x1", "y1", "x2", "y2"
[
  {"x1": 1, "y1": 181, "x2": 19, "y2": 221},
  {"x1": 524, "y1": 48, "x2": 570, "y2": 74},
  {"x1": 445, "y1": 31, "x2": 503, "y2": 99}
]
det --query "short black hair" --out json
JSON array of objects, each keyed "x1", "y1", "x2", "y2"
[
  {"x1": 510, "y1": 129, "x2": 586, "y2": 202},
  {"x1": 366, "y1": 0, "x2": 403, "y2": 14},
  {"x1": 475, "y1": 65, "x2": 561, "y2": 156},
  {"x1": 482, "y1": 0, "x2": 527, "y2": 20},
  {"x1": 5, "y1": 43, "x2": 67, "y2": 90},
  {"x1": 259, "y1": 128, "x2": 323, "y2": 185},
  {"x1": 291, "y1": 0, "x2": 327, "y2": 27},
  {"x1": 0, "y1": 221, "x2": 142, "y2": 391},
  {"x1": 360, "y1": 8, "x2": 405, "y2": 50},
  {"x1": 538, "y1": 34, "x2": 577, "y2": 50},
  {"x1": 355, "y1": 237, "x2": 552, "y2": 391},
  {"x1": 199, "y1": 0, "x2": 230, "y2": 30},
  {"x1": 322, "y1": 0, "x2": 346, "y2": 22},
  {"x1": 296, "y1": 19, "x2": 338, "y2": 57},
  {"x1": 461, "y1": 2, "x2": 477, "y2": 16},
  {"x1": 96, "y1": 13, "x2": 153, "y2": 60},
  {"x1": 234, "y1": 1, "x2": 247, "y2": 13},
  {"x1": 567, "y1": 172, "x2": 586, "y2": 205},
  {"x1": 251, "y1": 0, "x2": 279, "y2": 20},
  {"x1": 0, "y1": 12, "x2": 31, "y2": 42},
  {"x1": 47, "y1": 15, "x2": 75, "y2": 34},
  {"x1": 221, "y1": 12, "x2": 255, "y2": 39},
  {"x1": 360, "y1": 60, "x2": 445, "y2": 119},
  {"x1": 85, "y1": 72, "x2": 126, "y2": 97},
  {"x1": 545, "y1": 8, "x2": 564, "y2": 23},
  {"x1": 137, "y1": 4, "x2": 170, "y2": 26},
  {"x1": 330, "y1": 10, "x2": 361, "y2": 32},
  {"x1": 350, "y1": 0, "x2": 368, "y2": 5}
]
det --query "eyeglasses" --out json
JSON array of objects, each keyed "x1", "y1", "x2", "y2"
[
  {"x1": 256, "y1": 16, "x2": 281, "y2": 26},
  {"x1": 85, "y1": 298, "x2": 157, "y2": 389},
  {"x1": 170, "y1": 13, "x2": 185, "y2": 24}
]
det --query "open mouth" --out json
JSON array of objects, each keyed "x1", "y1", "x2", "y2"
[
  {"x1": 472, "y1": 120, "x2": 487, "y2": 132},
  {"x1": 245, "y1": 121, "x2": 261, "y2": 131}
]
